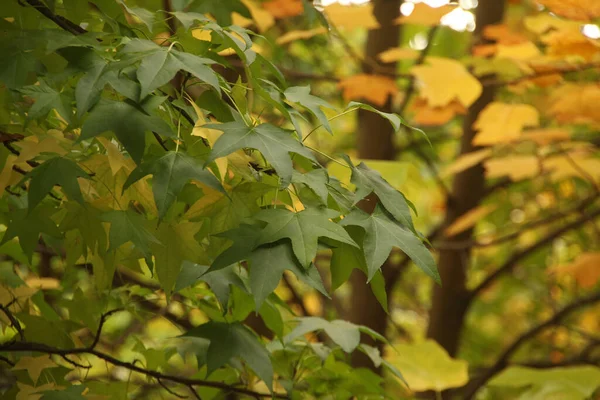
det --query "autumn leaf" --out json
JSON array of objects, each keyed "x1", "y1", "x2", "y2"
[
  {"x1": 444, "y1": 205, "x2": 496, "y2": 237},
  {"x1": 441, "y1": 148, "x2": 492, "y2": 178},
  {"x1": 12, "y1": 355, "x2": 57, "y2": 384},
  {"x1": 484, "y1": 155, "x2": 539, "y2": 181},
  {"x1": 411, "y1": 57, "x2": 482, "y2": 108},
  {"x1": 239, "y1": 0, "x2": 274, "y2": 32},
  {"x1": 550, "y1": 252, "x2": 600, "y2": 288},
  {"x1": 548, "y1": 84, "x2": 600, "y2": 125},
  {"x1": 377, "y1": 47, "x2": 419, "y2": 63},
  {"x1": 394, "y1": 3, "x2": 456, "y2": 26},
  {"x1": 276, "y1": 27, "x2": 327, "y2": 45},
  {"x1": 520, "y1": 128, "x2": 570, "y2": 144},
  {"x1": 495, "y1": 42, "x2": 541, "y2": 61},
  {"x1": 410, "y1": 98, "x2": 467, "y2": 126},
  {"x1": 473, "y1": 102, "x2": 539, "y2": 145},
  {"x1": 541, "y1": 28, "x2": 600, "y2": 61},
  {"x1": 338, "y1": 74, "x2": 398, "y2": 107},
  {"x1": 536, "y1": 0, "x2": 600, "y2": 21},
  {"x1": 262, "y1": 0, "x2": 303, "y2": 19},
  {"x1": 524, "y1": 13, "x2": 580, "y2": 34},
  {"x1": 324, "y1": 3, "x2": 379, "y2": 30},
  {"x1": 483, "y1": 24, "x2": 529, "y2": 45}
]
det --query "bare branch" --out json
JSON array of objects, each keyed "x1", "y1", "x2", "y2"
[
  {"x1": 0, "y1": 302, "x2": 24, "y2": 341},
  {"x1": 90, "y1": 309, "x2": 124, "y2": 350},
  {"x1": 22, "y1": 0, "x2": 86, "y2": 35}
]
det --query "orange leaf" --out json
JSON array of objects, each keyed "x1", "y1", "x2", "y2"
[
  {"x1": 411, "y1": 57, "x2": 482, "y2": 108},
  {"x1": 550, "y1": 253, "x2": 600, "y2": 288},
  {"x1": 548, "y1": 83, "x2": 600, "y2": 125},
  {"x1": 441, "y1": 148, "x2": 492, "y2": 178},
  {"x1": 536, "y1": 0, "x2": 600, "y2": 22},
  {"x1": 276, "y1": 27, "x2": 327, "y2": 45},
  {"x1": 338, "y1": 74, "x2": 398, "y2": 107},
  {"x1": 410, "y1": 98, "x2": 466, "y2": 126},
  {"x1": 483, "y1": 24, "x2": 528, "y2": 45},
  {"x1": 484, "y1": 155, "x2": 540, "y2": 181},
  {"x1": 262, "y1": 0, "x2": 303, "y2": 19},
  {"x1": 444, "y1": 205, "x2": 496, "y2": 237},
  {"x1": 324, "y1": 3, "x2": 379, "y2": 30},
  {"x1": 378, "y1": 47, "x2": 419, "y2": 63},
  {"x1": 520, "y1": 128, "x2": 570, "y2": 144},
  {"x1": 394, "y1": 3, "x2": 456, "y2": 26},
  {"x1": 542, "y1": 28, "x2": 600, "y2": 61},
  {"x1": 473, "y1": 102, "x2": 539, "y2": 145},
  {"x1": 495, "y1": 42, "x2": 541, "y2": 60}
]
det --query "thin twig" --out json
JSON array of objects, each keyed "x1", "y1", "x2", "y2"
[{"x1": 0, "y1": 303, "x2": 25, "y2": 341}]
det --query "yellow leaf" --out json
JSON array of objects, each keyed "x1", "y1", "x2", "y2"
[
  {"x1": 25, "y1": 277, "x2": 61, "y2": 290},
  {"x1": 338, "y1": 74, "x2": 398, "y2": 107},
  {"x1": 483, "y1": 24, "x2": 529, "y2": 45},
  {"x1": 192, "y1": 30, "x2": 262, "y2": 56},
  {"x1": 324, "y1": 3, "x2": 380, "y2": 30},
  {"x1": 550, "y1": 252, "x2": 600, "y2": 288},
  {"x1": 410, "y1": 98, "x2": 467, "y2": 126},
  {"x1": 0, "y1": 154, "x2": 17, "y2": 197},
  {"x1": 12, "y1": 355, "x2": 57, "y2": 384},
  {"x1": 240, "y1": 0, "x2": 275, "y2": 32},
  {"x1": 484, "y1": 155, "x2": 539, "y2": 181},
  {"x1": 386, "y1": 339, "x2": 468, "y2": 392},
  {"x1": 276, "y1": 27, "x2": 327, "y2": 45},
  {"x1": 15, "y1": 382, "x2": 55, "y2": 400},
  {"x1": 520, "y1": 128, "x2": 570, "y2": 144},
  {"x1": 473, "y1": 102, "x2": 539, "y2": 145},
  {"x1": 441, "y1": 148, "x2": 492, "y2": 178},
  {"x1": 542, "y1": 28, "x2": 600, "y2": 61},
  {"x1": 544, "y1": 153, "x2": 600, "y2": 182},
  {"x1": 262, "y1": 0, "x2": 304, "y2": 19},
  {"x1": 524, "y1": 13, "x2": 580, "y2": 34},
  {"x1": 536, "y1": 0, "x2": 600, "y2": 22},
  {"x1": 411, "y1": 57, "x2": 482, "y2": 108},
  {"x1": 444, "y1": 205, "x2": 496, "y2": 237},
  {"x1": 495, "y1": 42, "x2": 541, "y2": 60},
  {"x1": 97, "y1": 137, "x2": 132, "y2": 176},
  {"x1": 377, "y1": 47, "x2": 419, "y2": 63},
  {"x1": 394, "y1": 3, "x2": 456, "y2": 26},
  {"x1": 15, "y1": 136, "x2": 68, "y2": 164},
  {"x1": 548, "y1": 84, "x2": 600, "y2": 126}
]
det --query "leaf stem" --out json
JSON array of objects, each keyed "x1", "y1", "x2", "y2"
[
  {"x1": 302, "y1": 107, "x2": 359, "y2": 143},
  {"x1": 305, "y1": 145, "x2": 349, "y2": 168}
]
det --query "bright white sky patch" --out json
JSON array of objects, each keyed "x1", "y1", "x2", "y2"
[{"x1": 582, "y1": 24, "x2": 600, "y2": 39}]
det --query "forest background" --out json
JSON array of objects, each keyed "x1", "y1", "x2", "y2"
[{"x1": 0, "y1": 0, "x2": 600, "y2": 399}]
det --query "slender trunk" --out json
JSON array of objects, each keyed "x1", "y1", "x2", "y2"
[
  {"x1": 347, "y1": 0, "x2": 402, "y2": 370},
  {"x1": 425, "y1": 0, "x2": 506, "y2": 357}
]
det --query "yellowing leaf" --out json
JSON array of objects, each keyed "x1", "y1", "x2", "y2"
[
  {"x1": 484, "y1": 155, "x2": 539, "y2": 181},
  {"x1": 192, "y1": 30, "x2": 262, "y2": 56},
  {"x1": 410, "y1": 98, "x2": 467, "y2": 126},
  {"x1": 444, "y1": 205, "x2": 496, "y2": 237},
  {"x1": 262, "y1": 0, "x2": 303, "y2": 19},
  {"x1": 536, "y1": 0, "x2": 600, "y2": 22},
  {"x1": 524, "y1": 13, "x2": 580, "y2": 34},
  {"x1": 0, "y1": 154, "x2": 17, "y2": 197},
  {"x1": 550, "y1": 252, "x2": 600, "y2": 288},
  {"x1": 12, "y1": 355, "x2": 57, "y2": 384},
  {"x1": 241, "y1": 0, "x2": 275, "y2": 32},
  {"x1": 15, "y1": 382, "x2": 55, "y2": 400},
  {"x1": 411, "y1": 57, "x2": 482, "y2": 108},
  {"x1": 549, "y1": 84, "x2": 600, "y2": 125},
  {"x1": 520, "y1": 128, "x2": 570, "y2": 144},
  {"x1": 483, "y1": 24, "x2": 528, "y2": 45},
  {"x1": 495, "y1": 42, "x2": 541, "y2": 60},
  {"x1": 386, "y1": 339, "x2": 468, "y2": 392},
  {"x1": 377, "y1": 47, "x2": 419, "y2": 63},
  {"x1": 97, "y1": 137, "x2": 132, "y2": 176},
  {"x1": 324, "y1": 3, "x2": 380, "y2": 30},
  {"x1": 544, "y1": 153, "x2": 600, "y2": 182},
  {"x1": 542, "y1": 28, "x2": 600, "y2": 61},
  {"x1": 276, "y1": 27, "x2": 327, "y2": 45},
  {"x1": 25, "y1": 277, "x2": 60, "y2": 290},
  {"x1": 473, "y1": 102, "x2": 539, "y2": 145},
  {"x1": 441, "y1": 148, "x2": 492, "y2": 178},
  {"x1": 395, "y1": 3, "x2": 456, "y2": 26},
  {"x1": 338, "y1": 74, "x2": 398, "y2": 107},
  {"x1": 15, "y1": 136, "x2": 68, "y2": 164}
]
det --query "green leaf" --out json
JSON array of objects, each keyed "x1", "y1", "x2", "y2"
[
  {"x1": 175, "y1": 262, "x2": 247, "y2": 308},
  {"x1": 26, "y1": 157, "x2": 90, "y2": 211},
  {"x1": 20, "y1": 82, "x2": 72, "y2": 124},
  {"x1": 101, "y1": 210, "x2": 159, "y2": 256},
  {"x1": 40, "y1": 385, "x2": 86, "y2": 400},
  {"x1": 205, "y1": 121, "x2": 316, "y2": 187},
  {"x1": 123, "y1": 152, "x2": 225, "y2": 220},
  {"x1": 285, "y1": 86, "x2": 335, "y2": 135},
  {"x1": 347, "y1": 159, "x2": 415, "y2": 232},
  {"x1": 341, "y1": 205, "x2": 439, "y2": 283},
  {"x1": 188, "y1": 0, "x2": 250, "y2": 25},
  {"x1": 171, "y1": 11, "x2": 210, "y2": 30},
  {"x1": 79, "y1": 100, "x2": 174, "y2": 164},
  {"x1": 119, "y1": 1, "x2": 155, "y2": 31},
  {"x1": 347, "y1": 101, "x2": 403, "y2": 132},
  {"x1": 0, "y1": 206, "x2": 62, "y2": 261},
  {"x1": 123, "y1": 39, "x2": 219, "y2": 98},
  {"x1": 182, "y1": 321, "x2": 273, "y2": 389},
  {"x1": 254, "y1": 208, "x2": 357, "y2": 268},
  {"x1": 0, "y1": 46, "x2": 36, "y2": 89},
  {"x1": 284, "y1": 317, "x2": 361, "y2": 353},
  {"x1": 292, "y1": 169, "x2": 329, "y2": 205}
]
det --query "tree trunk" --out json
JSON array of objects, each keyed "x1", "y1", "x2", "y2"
[
  {"x1": 347, "y1": 0, "x2": 402, "y2": 370},
  {"x1": 425, "y1": 0, "x2": 506, "y2": 357}
]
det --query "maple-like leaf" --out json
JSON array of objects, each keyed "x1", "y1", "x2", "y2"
[
  {"x1": 175, "y1": 262, "x2": 247, "y2": 307},
  {"x1": 341, "y1": 206, "x2": 439, "y2": 283},
  {"x1": 182, "y1": 321, "x2": 273, "y2": 388},
  {"x1": 338, "y1": 74, "x2": 398, "y2": 107},
  {"x1": 444, "y1": 205, "x2": 496, "y2": 237},
  {"x1": 537, "y1": 0, "x2": 600, "y2": 22},
  {"x1": 550, "y1": 252, "x2": 600, "y2": 289},
  {"x1": 377, "y1": 47, "x2": 419, "y2": 63},
  {"x1": 11, "y1": 355, "x2": 57, "y2": 385},
  {"x1": 394, "y1": 3, "x2": 456, "y2": 26},
  {"x1": 292, "y1": 169, "x2": 329, "y2": 204},
  {"x1": 253, "y1": 208, "x2": 357, "y2": 268},
  {"x1": 324, "y1": 3, "x2": 379, "y2": 30},
  {"x1": 347, "y1": 159, "x2": 415, "y2": 232},
  {"x1": 101, "y1": 210, "x2": 159, "y2": 256},
  {"x1": 19, "y1": 82, "x2": 72, "y2": 124},
  {"x1": 26, "y1": 157, "x2": 90, "y2": 211},
  {"x1": 122, "y1": 39, "x2": 220, "y2": 98},
  {"x1": 276, "y1": 27, "x2": 328, "y2": 45},
  {"x1": 285, "y1": 85, "x2": 335, "y2": 135},
  {"x1": 262, "y1": 0, "x2": 304, "y2": 19},
  {"x1": 473, "y1": 102, "x2": 539, "y2": 145},
  {"x1": 79, "y1": 100, "x2": 174, "y2": 164},
  {"x1": 123, "y1": 151, "x2": 225, "y2": 220},
  {"x1": 411, "y1": 57, "x2": 482, "y2": 108},
  {"x1": 205, "y1": 121, "x2": 316, "y2": 187}
]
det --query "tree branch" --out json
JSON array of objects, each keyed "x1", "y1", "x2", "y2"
[
  {"x1": 463, "y1": 291, "x2": 600, "y2": 400},
  {"x1": 22, "y1": 0, "x2": 86, "y2": 35},
  {"x1": 469, "y1": 206, "x2": 600, "y2": 300}
]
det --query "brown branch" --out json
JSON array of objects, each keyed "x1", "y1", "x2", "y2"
[
  {"x1": 463, "y1": 291, "x2": 600, "y2": 400},
  {"x1": 22, "y1": 0, "x2": 86, "y2": 35},
  {"x1": 469, "y1": 207, "x2": 600, "y2": 300},
  {"x1": 0, "y1": 303, "x2": 24, "y2": 341},
  {"x1": 0, "y1": 341, "x2": 286, "y2": 399}
]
